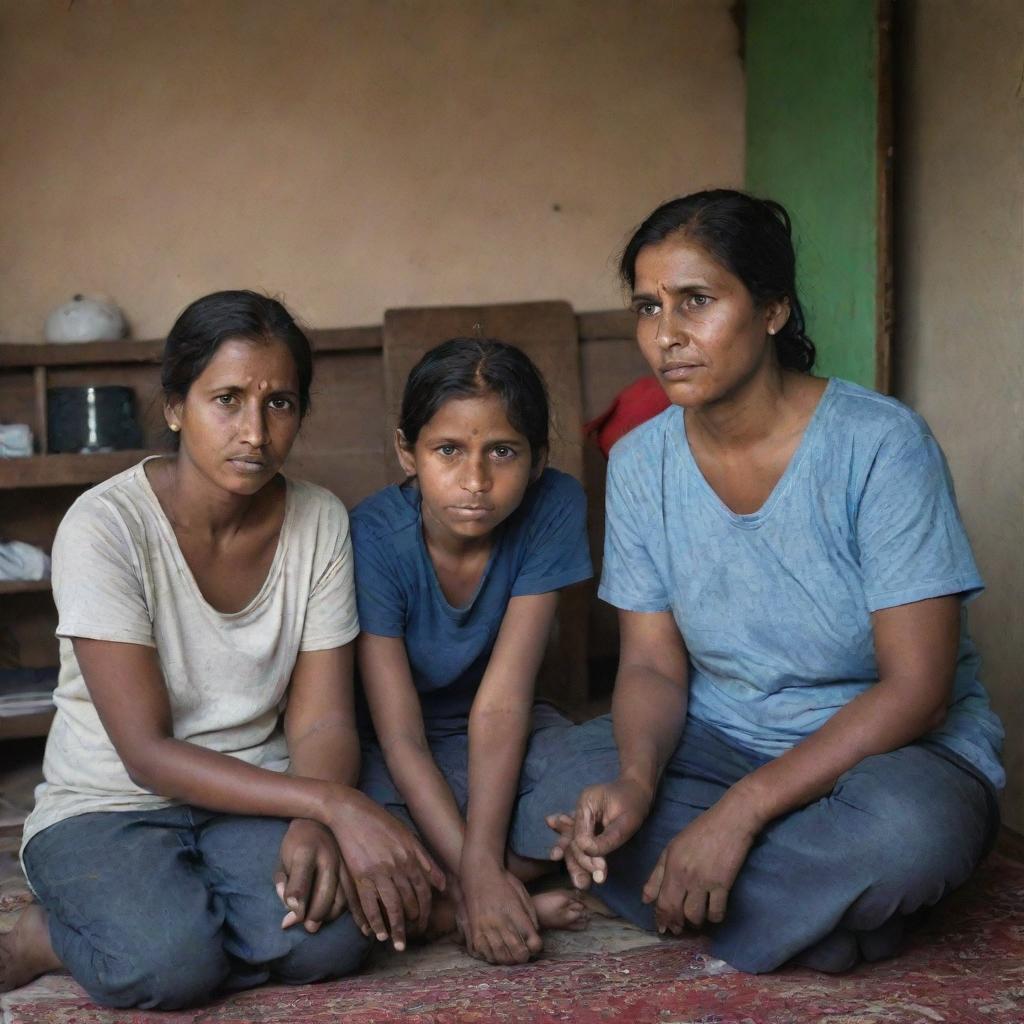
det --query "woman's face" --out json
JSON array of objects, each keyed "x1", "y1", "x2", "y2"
[
  {"x1": 166, "y1": 337, "x2": 302, "y2": 496},
  {"x1": 631, "y1": 233, "x2": 788, "y2": 409}
]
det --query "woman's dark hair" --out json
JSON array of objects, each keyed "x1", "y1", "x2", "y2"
[
  {"x1": 399, "y1": 338, "x2": 549, "y2": 464},
  {"x1": 619, "y1": 189, "x2": 816, "y2": 373},
  {"x1": 162, "y1": 290, "x2": 314, "y2": 417}
]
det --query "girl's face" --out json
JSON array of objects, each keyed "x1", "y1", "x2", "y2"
[
  {"x1": 631, "y1": 234, "x2": 789, "y2": 409},
  {"x1": 166, "y1": 337, "x2": 302, "y2": 496},
  {"x1": 397, "y1": 392, "x2": 541, "y2": 548}
]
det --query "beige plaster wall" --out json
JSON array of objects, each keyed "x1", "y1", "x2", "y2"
[
  {"x1": 896, "y1": 1, "x2": 1024, "y2": 827},
  {"x1": 0, "y1": 0, "x2": 744, "y2": 343}
]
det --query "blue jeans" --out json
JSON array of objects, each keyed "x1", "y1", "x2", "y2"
[
  {"x1": 516, "y1": 714, "x2": 998, "y2": 973},
  {"x1": 23, "y1": 808, "x2": 371, "y2": 1009},
  {"x1": 358, "y1": 703, "x2": 621, "y2": 860}
]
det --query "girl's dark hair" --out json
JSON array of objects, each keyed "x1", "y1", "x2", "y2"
[
  {"x1": 399, "y1": 338, "x2": 549, "y2": 464},
  {"x1": 619, "y1": 189, "x2": 816, "y2": 373},
  {"x1": 162, "y1": 290, "x2": 314, "y2": 416}
]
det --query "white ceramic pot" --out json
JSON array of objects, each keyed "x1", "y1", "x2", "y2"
[{"x1": 44, "y1": 295, "x2": 127, "y2": 344}]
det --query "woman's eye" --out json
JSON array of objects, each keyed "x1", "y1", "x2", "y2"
[
  {"x1": 438, "y1": 444, "x2": 457, "y2": 457},
  {"x1": 634, "y1": 302, "x2": 659, "y2": 318},
  {"x1": 268, "y1": 398, "x2": 294, "y2": 411},
  {"x1": 215, "y1": 394, "x2": 236, "y2": 406},
  {"x1": 687, "y1": 294, "x2": 712, "y2": 308},
  {"x1": 492, "y1": 445, "x2": 516, "y2": 460}
]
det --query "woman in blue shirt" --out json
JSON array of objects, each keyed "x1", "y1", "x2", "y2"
[{"x1": 541, "y1": 190, "x2": 1003, "y2": 973}]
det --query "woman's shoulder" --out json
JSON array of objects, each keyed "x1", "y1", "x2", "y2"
[
  {"x1": 607, "y1": 404, "x2": 681, "y2": 465},
  {"x1": 823, "y1": 379, "x2": 933, "y2": 446},
  {"x1": 285, "y1": 476, "x2": 348, "y2": 515},
  {"x1": 58, "y1": 459, "x2": 153, "y2": 537}
]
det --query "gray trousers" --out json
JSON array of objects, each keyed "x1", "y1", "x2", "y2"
[
  {"x1": 515, "y1": 714, "x2": 997, "y2": 973},
  {"x1": 24, "y1": 809, "x2": 371, "y2": 1010}
]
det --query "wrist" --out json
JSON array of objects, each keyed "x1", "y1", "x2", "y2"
[
  {"x1": 618, "y1": 768, "x2": 657, "y2": 809},
  {"x1": 722, "y1": 775, "x2": 773, "y2": 834},
  {"x1": 316, "y1": 780, "x2": 359, "y2": 828},
  {"x1": 460, "y1": 839, "x2": 504, "y2": 875}
]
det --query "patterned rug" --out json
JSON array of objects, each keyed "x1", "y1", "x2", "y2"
[{"x1": 4, "y1": 853, "x2": 1024, "y2": 1024}]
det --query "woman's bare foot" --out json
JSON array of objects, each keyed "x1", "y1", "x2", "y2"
[
  {"x1": 533, "y1": 889, "x2": 589, "y2": 932},
  {"x1": 0, "y1": 904, "x2": 62, "y2": 993}
]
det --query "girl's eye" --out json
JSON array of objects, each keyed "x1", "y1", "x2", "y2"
[
  {"x1": 492, "y1": 445, "x2": 516, "y2": 460},
  {"x1": 215, "y1": 394, "x2": 236, "y2": 406},
  {"x1": 687, "y1": 294, "x2": 712, "y2": 308},
  {"x1": 268, "y1": 397, "x2": 294, "y2": 411},
  {"x1": 438, "y1": 444, "x2": 458, "y2": 457}
]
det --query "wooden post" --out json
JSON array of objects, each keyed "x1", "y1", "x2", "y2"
[{"x1": 32, "y1": 365, "x2": 48, "y2": 454}]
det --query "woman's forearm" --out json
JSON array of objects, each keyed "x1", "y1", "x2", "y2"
[
  {"x1": 727, "y1": 676, "x2": 949, "y2": 831},
  {"x1": 289, "y1": 720, "x2": 361, "y2": 787},
  {"x1": 463, "y1": 705, "x2": 532, "y2": 865},
  {"x1": 607, "y1": 610, "x2": 690, "y2": 803},
  {"x1": 726, "y1": 597, "x2": 959, "y2": 832},
  {"x1": 611, "y1": 663, "x2": 688, "y2": 802},
  {"x1": 126, "y1": 734, "x2": 350, "y2": 825}
]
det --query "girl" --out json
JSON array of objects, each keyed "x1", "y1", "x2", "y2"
[
  {"x1": 1, "y1": 291, "x2": 443, "y2": 1009},
  {"x1": 543, "y1": 190, "x2": 1003, "y2": 973},
  {"x1": 352, "y1": 339, "x2": 602, "y2": 967}
]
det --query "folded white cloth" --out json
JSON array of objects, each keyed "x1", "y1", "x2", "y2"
[
  {"x1": 0, "y1": 423, "x2": 33, "y2": 458},
  {"x1": 0, "y1": 540, "x2": 51, "y2": 581}
]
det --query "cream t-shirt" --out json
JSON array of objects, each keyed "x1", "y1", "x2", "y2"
[{"x1": 22, "y1": 458, "x2": 359, "y2": 852}]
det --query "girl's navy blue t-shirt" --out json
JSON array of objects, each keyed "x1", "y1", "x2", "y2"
[{"x1": 350, "y1": 468, "x2": 592, "y2": 721}]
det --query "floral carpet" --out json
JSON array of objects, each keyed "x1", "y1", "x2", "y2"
[{"x1": 3, "y1": 853, "x2": 1024, "y2": 1024}]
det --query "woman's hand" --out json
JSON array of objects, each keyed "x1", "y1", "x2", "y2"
[
  {"x1": 459, "y1": 852, "x2": 542, "y2": 965},
  {"x1": 326, "y1": 790, "x2": 445, "y2": 951},
  {"x1": 548, "y1": 777, "x2": 653, "y2": 888},
  {"x1": 274, "y1": 819, "x2": 349, "y2": 933},
  {"x1": 642, "y1": 795, "x2": 761, "y2": 934}
]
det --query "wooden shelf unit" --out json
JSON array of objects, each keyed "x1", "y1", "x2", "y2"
[{"x1": 0, "y1": 343, "x2": 168, "y2": 740}]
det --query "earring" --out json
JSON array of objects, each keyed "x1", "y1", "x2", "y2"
[
  {"x1": 767, "y1": 327, "x2": 776, "y2": 336},
  {"x1": 169, "y1": 423, "x2": 180, "y2": 432}
]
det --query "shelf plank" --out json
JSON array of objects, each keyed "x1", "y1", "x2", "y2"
[
  {"x1": 0, "y1": 450, "x2": 160, "y2": 489},
  {"x1": 0, "y1": 339, "x2": 163, "y2": 368},
  {"x1": 0, "y1": 313, "x2": 626, "y2": 369},
  {"x1": 0, "y1": 707, "x2": 54, "y2": 740},
  {"x1": 0, "y1": 325, "x2": 383, "y2": 367},
  {"x1": 0, "y1": 580, "x2": 51, "y2": 595}
]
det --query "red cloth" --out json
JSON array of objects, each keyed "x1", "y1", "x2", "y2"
[{"x1": 584, "y1": 376, "x2": 671, "y2": 458}]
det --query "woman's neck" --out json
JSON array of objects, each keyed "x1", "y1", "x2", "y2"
[
  {"x1": 686, "y1": 364, "x2": 802, "y2": 453},
  {"x1": 151, "y1": 455, "x2": 260, "y2": 540}
]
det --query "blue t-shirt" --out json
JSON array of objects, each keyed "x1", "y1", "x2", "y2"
[
  {"x1": 599, "y1": 378, "x2": 1004, "y2": 790},
  {"x1": 351, "y1": 468, "x2": 592, "y2": 720}
]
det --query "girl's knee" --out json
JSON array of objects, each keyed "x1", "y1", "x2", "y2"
[{"x1": 272, "y1": 913, "x2": 371, "y2": 985}]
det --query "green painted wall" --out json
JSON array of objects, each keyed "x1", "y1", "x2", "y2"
[{"x1": 745, "y1": 0, "x2": 881, "y2": 389}]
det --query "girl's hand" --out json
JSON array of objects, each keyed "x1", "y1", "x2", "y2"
[
  {"x1": 274, "y1": 819, "x2": 348, "y2": 932},
  {"x1": 326, "y1": 790, "x2": 445, "y2": 951},
  {"x1": 459, "y1": 853, "x2": 543, "y2": 965},
  {"x1": 548, "y1": 777, "x2": 653, "y2": 887},
  {"x1": 642, "y1": 797, "x2": 760, "y2": 934}
]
